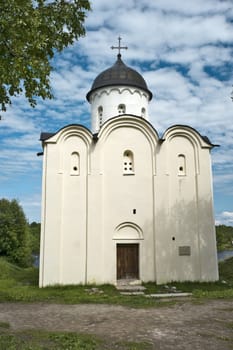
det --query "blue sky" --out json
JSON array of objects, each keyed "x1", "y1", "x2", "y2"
[{"x1": 0, "y1": 0, "x2": 233, "y2": 225}]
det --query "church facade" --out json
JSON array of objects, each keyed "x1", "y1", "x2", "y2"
[{"x1": 39, "y1": 51, "x2": 219, "y2": 287}]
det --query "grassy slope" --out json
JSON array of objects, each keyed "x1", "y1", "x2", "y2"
[{"x1": 0, "y1": 256, "x2": 232, "y2": 304}]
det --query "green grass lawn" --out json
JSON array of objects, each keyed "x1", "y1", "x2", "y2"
[
  {"x1": 0, "y1": 329, "x2": 153, "y2": 350},
  {"x1": 0, "y1": 256, "x2": 232, "y2": 306},
  {"x1": 0, "y1": 330, "x2": 99, "y2": 350}
]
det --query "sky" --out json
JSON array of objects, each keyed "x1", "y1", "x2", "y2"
[{"x1": 0, "y1": 0, "x2": 233, "y2": 226}]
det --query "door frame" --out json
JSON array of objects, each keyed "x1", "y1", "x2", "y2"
[{"x1": 116, "y1": 243, "x2": 140, "y2": 280}]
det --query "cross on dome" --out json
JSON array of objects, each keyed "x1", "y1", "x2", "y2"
[{"x1": 111, "y1": 36, "x2": 128, "y2": 56}]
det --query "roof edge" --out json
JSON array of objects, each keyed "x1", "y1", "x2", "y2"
[{"x1": 86, "y1": 83, "x2": 153, "y2": 102}]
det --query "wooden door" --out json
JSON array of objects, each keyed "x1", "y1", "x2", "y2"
[{"x1": 117, "y1": 244, "x2": 139, "y2": 280}]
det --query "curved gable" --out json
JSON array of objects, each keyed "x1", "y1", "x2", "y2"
[
  {"x1": 98, "y1": 114, "x2": 159, "y2": 147},
  {"x1": 163, "y1": 125, "x2": 214, "y2": 149},
  {"x1": 43, "y1": 124, "x2": 92, "y2": 147}
]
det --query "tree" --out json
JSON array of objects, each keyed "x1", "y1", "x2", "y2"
[
  {"x1": 29, "y1": 221, "x2": 41, "y2": 254},
  {"x1": 0, "y1": 0, "x2": 91, "y2": 111},
  {"x1": 216, "y1": 225, "x2": 233, "y2": 251},
  {"x1": 0, "y1": 198, "x2": 32, "y2": 266}
]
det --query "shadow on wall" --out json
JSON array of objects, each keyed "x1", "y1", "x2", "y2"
[{"x1": 154, "y1": 197, "x2": 218, "y2": 283}]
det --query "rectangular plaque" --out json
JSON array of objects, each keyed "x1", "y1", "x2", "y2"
[{"x1": 179, "y1": 246, "x2": 191, "y2": 256}]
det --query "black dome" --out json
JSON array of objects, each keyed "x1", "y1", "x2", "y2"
[{"x1": 86, "y1": 54, "x2": 152, "y2": 101}]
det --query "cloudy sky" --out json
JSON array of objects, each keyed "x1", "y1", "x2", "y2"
[{"x1": 0, "y1": 0, "x2": 233, "y2": 225}]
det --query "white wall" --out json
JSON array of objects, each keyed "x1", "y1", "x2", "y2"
[
  {"x1": 39, "y1": 118, "x2": 218, "y2": 286},
  {"x1": 39, "y1": 126, "x2": 92, "y2": 286},
  {"x1": 95, "y1": 117, "x2": 158, "y2": 283},
  {"x1": 154, "y1": 127, "x2": 218, "y2": 284}
]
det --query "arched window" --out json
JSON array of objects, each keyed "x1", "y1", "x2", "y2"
[
  {"x1": 141, "y1": 107, "x2": 146, "y2": 117},
  {"x1": 178, "y1": 154, "x2": 186, "y2": 176},
  {"x1": 70, "y1": 152, "x2": 80, "y2": 175},
  {"x1": 123, "y1": 150, "x2": 134, "y2": 175},
  {"x1": 98, "y1": 106, "x2": 103, "y2": 127},
  {"x1": 118, "y1": 104, "x2": 126, "y2": 114}
]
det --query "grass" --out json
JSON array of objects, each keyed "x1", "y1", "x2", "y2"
[
  {"x1": 0, "y1": 330, "x2": 100, "y2": 350},
  {"x1": 0, "y1": 330, "x2": 153, "y2": 350},
  {"x1": 0, "y1": 321, "x2": 10, "y2": 329},
  {"x1": 0, "y1": 256, "x2": 232, "y2": 306}
]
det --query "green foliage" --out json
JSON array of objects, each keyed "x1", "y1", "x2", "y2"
[
  {"x1": 0, "y1": 257, "x2": 39, "y2": 287},
  {"x1": 0, "y1": 198, "x2": 32, "y2": 267},
  {"x1": 0, "y1": 0, "x2": 91, "y2": 111},
  {"x1": 29, "y1": 222, "x2": 41, "y2": 254},
  {"x1": 216, "y1": 225, "x2": 233, "y2": 251},
  {"x1": 219, "y1": 256, "x2": 233, "y2": 282},
  {"x1": 0, "y1": 321, "x2": 10, "y2": 329}
]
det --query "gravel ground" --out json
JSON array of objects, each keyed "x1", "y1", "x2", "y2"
[{"x1": 0, "y1": 299, "x2": 233, "y2": 349}]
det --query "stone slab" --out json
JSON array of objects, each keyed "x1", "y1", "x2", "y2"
[
  {"x1": 116, "y1": 285, "x2": 146, "y2": 292},
  {"x1": 120, "y1": 291, "x2": 145, "y2": 296},
  {"x1": 145, "y1": 293, "x2": 192, "y2": 298}
]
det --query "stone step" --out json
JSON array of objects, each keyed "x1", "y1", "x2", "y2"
[
  {"x1": 116, "y1": 279, "x2": 146, "y2": 295},
  {"x1": 120, "y1": 291, "x2": 145, "y2": 296},
  {"x1": 116, "y1": 284, "x2": 146, "y2": 293},
  {"x1": 145, "y1": 292, "x2": 192, "y2": 298},
  {"x1": 117, "y1": 279, "x2": 142, "y2": 286}
]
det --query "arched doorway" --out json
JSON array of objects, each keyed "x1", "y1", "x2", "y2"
[{"x1": 114, "y1": 222, "x2": 143, "y2": 280}]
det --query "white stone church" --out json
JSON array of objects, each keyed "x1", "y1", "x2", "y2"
[{"x1": 39, "y1": 45, "x2": 219, "y2": 287}]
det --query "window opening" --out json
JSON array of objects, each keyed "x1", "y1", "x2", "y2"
[
  {"x1": 70, "y1": 152, "x2": 80, "y2": 175},
  {"x1": 141, "y1": 107, "x2": 146, "y2": 117},
  {"x1": 118, "y1": 104, "x2": 126, "y2": 114},
  {"x1": 178, "y1": 154, "x2": 186, "y2": 176},
  {"x1": 123, "y1": 150, "x2": 134, "y2": 175},
  {"x1": 98, "y1": 106, "x2": 103, "y2": 127}
]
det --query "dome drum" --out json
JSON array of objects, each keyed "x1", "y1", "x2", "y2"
[{"x1": 87, "y1": 54, "x2": 153, "y2": 133}]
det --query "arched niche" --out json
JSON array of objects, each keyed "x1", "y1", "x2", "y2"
[
  {"x1": 123, "y1": 150, "x2": 134, "y2": 175},
  {"x1": 70, "y1": 151, "x2": 80, "y2": 175},
  {"x1": 113, "y1": 222, "x2": 143, "y2": 240}
]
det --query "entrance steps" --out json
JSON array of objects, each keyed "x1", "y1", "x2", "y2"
[
  {"x1": 116, "y1": 279, "x2": 146, "y2": 295},
  {"x1": 116, "y1": 280, "x2": 192, "y2": 298}
]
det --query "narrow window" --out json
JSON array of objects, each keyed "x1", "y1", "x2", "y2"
[
  {"x1": 178, "y1": 154, "x2": 186, "y2": 176},
  {"x1": 98, "y1": 106, "x2": 103, "y2": 127},
  {"x1": 118, "y1": 104, "x2": 126, "y2": 114},
  {"x1": 123, "y1": 150, "x2": 134, "y2": 175},
  {"x1": 141, "y1": 107, "x2": 146, "y2": 117},
  {"x1": 70, "y1": 152, "x2": 80, "y2": 175}
]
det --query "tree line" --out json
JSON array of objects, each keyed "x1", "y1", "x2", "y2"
[
  {"x1": 216, "y1": 225, "x2": 233, "y2": 251},
  {"x1": 0, "y1": 198, "x2": 40, "y2": 267}
]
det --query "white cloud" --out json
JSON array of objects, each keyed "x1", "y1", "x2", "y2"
[
  {"x1": 20, "y1": 193, "x2": 42, "y2": 223},
  {"x1": 216, "y1": 211, "x2": 233, "y2": 226},
  {"x1": 147, "y1": 0, "x2": 233, "y2": 15}
]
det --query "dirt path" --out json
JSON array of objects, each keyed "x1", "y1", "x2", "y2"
[{"x1": 0, "y1": 300, "x2": 233, "y2": 349}]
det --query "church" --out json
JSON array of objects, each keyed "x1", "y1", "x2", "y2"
[{"x1": 39, "y1": 41, "x2": 219, "y2": 287}]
